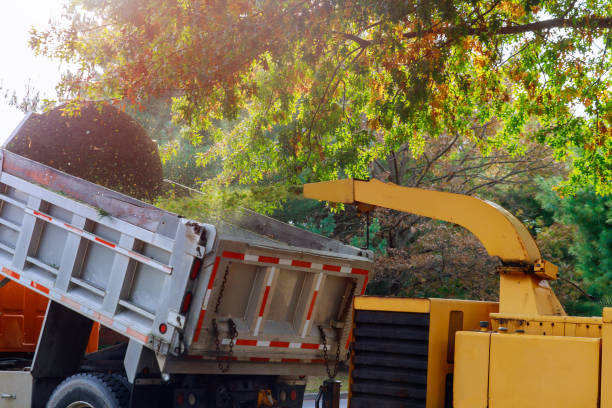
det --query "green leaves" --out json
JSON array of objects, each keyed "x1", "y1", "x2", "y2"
[
  {"x1": 537, "y1": 183, "x2": 612, "y2": 298},
  {"x1": 31, "y1": 0, "x2": 612, "y2": 194}
]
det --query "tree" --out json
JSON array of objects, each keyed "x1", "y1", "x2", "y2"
[
  {"x1": 125, "y1": 96, "x2": 225, "y2": 188},
  {"x1": 369, "y1": 223, "x2": 500, "y2": 300},
  {"x1": 30, "y1": 0, "x2": 612, "y2": 194},
  {"x1": 536, "y1": 180, "x2": 612, "y2": 301},
  {"x1": 370, "y1": 132, "x2": 562, "y2": 249},
  {"x1": 1, "y1": 80, "x2": 41, "y2": 113}
]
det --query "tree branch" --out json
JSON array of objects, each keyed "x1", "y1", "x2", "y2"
[
  {"x1": 403, "y1": 16, "x2": 612, "y2": 40},
  {"x1": 332, "y1": 31, "x2": 372, "y2": 47},
  {"x1": 412, "y1": 133, "x2": 460, "y2": 187}
]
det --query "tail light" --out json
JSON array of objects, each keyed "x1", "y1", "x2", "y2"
[
  {"x1": 189, "y1": 259, "x2": 202, "y2": 280},
  {"x1": 181, "y1": 291, "x2": 193, "y2": 314}
]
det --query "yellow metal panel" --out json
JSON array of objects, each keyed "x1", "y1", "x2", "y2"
[
  {"x1": 353, "y1": 296, "x2": 430, "y2": 313},
  {"x1": 491, "y1": 313, "x2": 602, "y2": 336},
  {"x1": 426, "y1": 299, "x2": 498, "y2": 408},
  {"x1": 575, "y1": 322, "x2": 603, "y2": 338},
  {"x1": 491, "y1": 313, "x2": 602, "y2": 325},
  {"x1": 603, "y1": 307, "x2": 612, "y2": 323},
  {"x1": 515, "y1": 319, "x2": 604, "y2": 338},
  {"x1": 493, "y1": 318, "x2": 566, "y2": 336},
  {"x1": 454, "y1": 331, "x2": 490, "y2": 408},
  {"x1": 600, "y1": 321, "x2": 612, "y2": 408},
  {"x1": 499, "y1": 273, "x2": 565, "y2": 315},
  {"x1": 489, "y1": 333, "x2": 600, "y2": 408}
]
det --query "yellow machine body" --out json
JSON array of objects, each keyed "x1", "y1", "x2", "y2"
[
  {"x1": 454, "y1": 330, "x2": 601, "y2": 408},
  {"x1": 351, "y1": 297, "x2": 498, "y2": 407},
  {"x1": 303, "y1": 179, "x2": 610, "y2": 407}
]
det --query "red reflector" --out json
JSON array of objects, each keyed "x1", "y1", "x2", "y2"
[
  {"x1": 176, "y1": 393, "x2": 184, "y2": 405},
  {"x1": 159, "y1": 323, "x2": 167, "y2": 334},
  {"x1": 181, "y1": 292, "x2": 193, "y2": 314},
  {"x1": 189, "y1": 259, "x2": 202, "y2": 280},
  {"x1": 290, "y1": 390, "x2": 297, "y2": 401}
]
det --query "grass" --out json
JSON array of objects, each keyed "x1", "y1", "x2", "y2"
[{"x1": 305, "y1": 371, "x2": 349, "y2": 393}]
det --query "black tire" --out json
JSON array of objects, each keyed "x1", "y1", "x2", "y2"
[{"x1": 47, "y1": 373, "x2": 129, "y2": 408}]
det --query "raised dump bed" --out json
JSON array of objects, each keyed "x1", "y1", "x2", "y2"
[{"x1": 0, "y1": 149, "x2": 372, "y2": 407}]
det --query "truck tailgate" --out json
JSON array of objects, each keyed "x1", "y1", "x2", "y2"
[{"x1": 179, "y1": 238, "x2": 371, "y2": 375}]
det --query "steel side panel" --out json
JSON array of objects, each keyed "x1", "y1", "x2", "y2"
[
  {"x1": 0, "y1": 173, "x2": 173, "y2": 252},
  {"x1": 489, "y1": 334, "x2": 599, "y2": 408},
  {"x1": 1, "y1": 150, "x2": 179, "y2": 237},
  {"x1": 0, "y1": 169, "x2": 211, "y2": 355},
  {"x1": 0, "y1": 371, "x2": 32, "y2": 408},
  {"x1": 453, "y1": 331, "x2": 490, "y2": 408}
]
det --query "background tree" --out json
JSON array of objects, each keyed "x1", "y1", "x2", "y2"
[
  {"x1": 30, "y1": 0, "x2": 612, "y2": 195},
  {"x1": 535, "y1": 180, "x2": 612, "y2": 314},
  {"x1": 126, "y1": 96, "x2": 224, "y2": 188}
]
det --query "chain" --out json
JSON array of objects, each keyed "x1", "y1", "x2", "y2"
[
  {"x1": 214, "y1": 265, "x2": 231, "y2": 314},
  {"x1": 318, "y1": 325, "x2": 341, "y2": 379},
  {"x1": 212, "y1": 264, "x2": 237, "y2": 372},
  {"x1": 318, "y1": 325, "x2": 330, "y2": 376},
  {"x1": 213, "y1": 317, "x2": 237, "y2": 372},
  {"x1": 319, "y1": 279, "x2": 357, "y2": 379}
]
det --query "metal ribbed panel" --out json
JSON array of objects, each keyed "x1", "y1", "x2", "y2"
[{"x1": 350, "y1": 310, "x2": 429, "y2": 408}]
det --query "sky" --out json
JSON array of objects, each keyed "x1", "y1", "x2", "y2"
[{"x1": 0, "y1": 0, "x2": 67, "y2": 143}]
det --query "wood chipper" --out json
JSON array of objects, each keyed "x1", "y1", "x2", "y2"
[{"x1": 305, "y1": 178, "x2": 610, "y2": 408}]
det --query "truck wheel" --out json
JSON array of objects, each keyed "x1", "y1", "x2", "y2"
[{"x1": 47, "y1": 373, "x2": 129, "y2": 408}]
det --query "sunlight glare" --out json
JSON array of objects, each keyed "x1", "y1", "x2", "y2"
[{"x1": 0, "y1": 0, "x2": 67, "y2": 142}]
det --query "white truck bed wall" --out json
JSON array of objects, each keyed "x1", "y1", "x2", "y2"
[
  {"x1": 0, "y1": 150, "x2": 211, "y2": 357},
  {"x1": 0, "y1": 150, "x2": 372, "y2": 376}
]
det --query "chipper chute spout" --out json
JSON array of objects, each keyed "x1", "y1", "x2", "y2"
[{"x1": 304, "y1": 178, "x2": 565, "y2": 316}]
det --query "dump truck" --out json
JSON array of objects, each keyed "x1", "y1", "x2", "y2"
[
  {"x1": 0, "y1": 150, "x2": 372, "y2": 408},
  {"x1": 304, "y1": 178, "x2": 610, "y2": 408}
]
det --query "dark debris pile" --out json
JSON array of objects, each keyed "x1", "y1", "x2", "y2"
[{"x1": 6, "y1": 101, "x2": 163, "y2": 200}]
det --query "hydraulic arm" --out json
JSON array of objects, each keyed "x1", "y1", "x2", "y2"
[{"x1": 304, "y1": 178, "x2": 565, "y2": 316}]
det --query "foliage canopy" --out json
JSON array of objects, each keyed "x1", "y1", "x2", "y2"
[
  {"x1": 537, "y1": 181, "x2": 612, "y2": 298},
  {"x1": 31, "y1": 0, "x2": 612, "y2": 193}
]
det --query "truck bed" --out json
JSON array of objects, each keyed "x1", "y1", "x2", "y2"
[{"x1": 0, "y1": 150, "x2": 372, "y2": 376}]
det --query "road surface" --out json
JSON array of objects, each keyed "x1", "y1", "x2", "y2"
[{"x1": 302, "y1": 398, "x2": 348, "y2": 408}]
